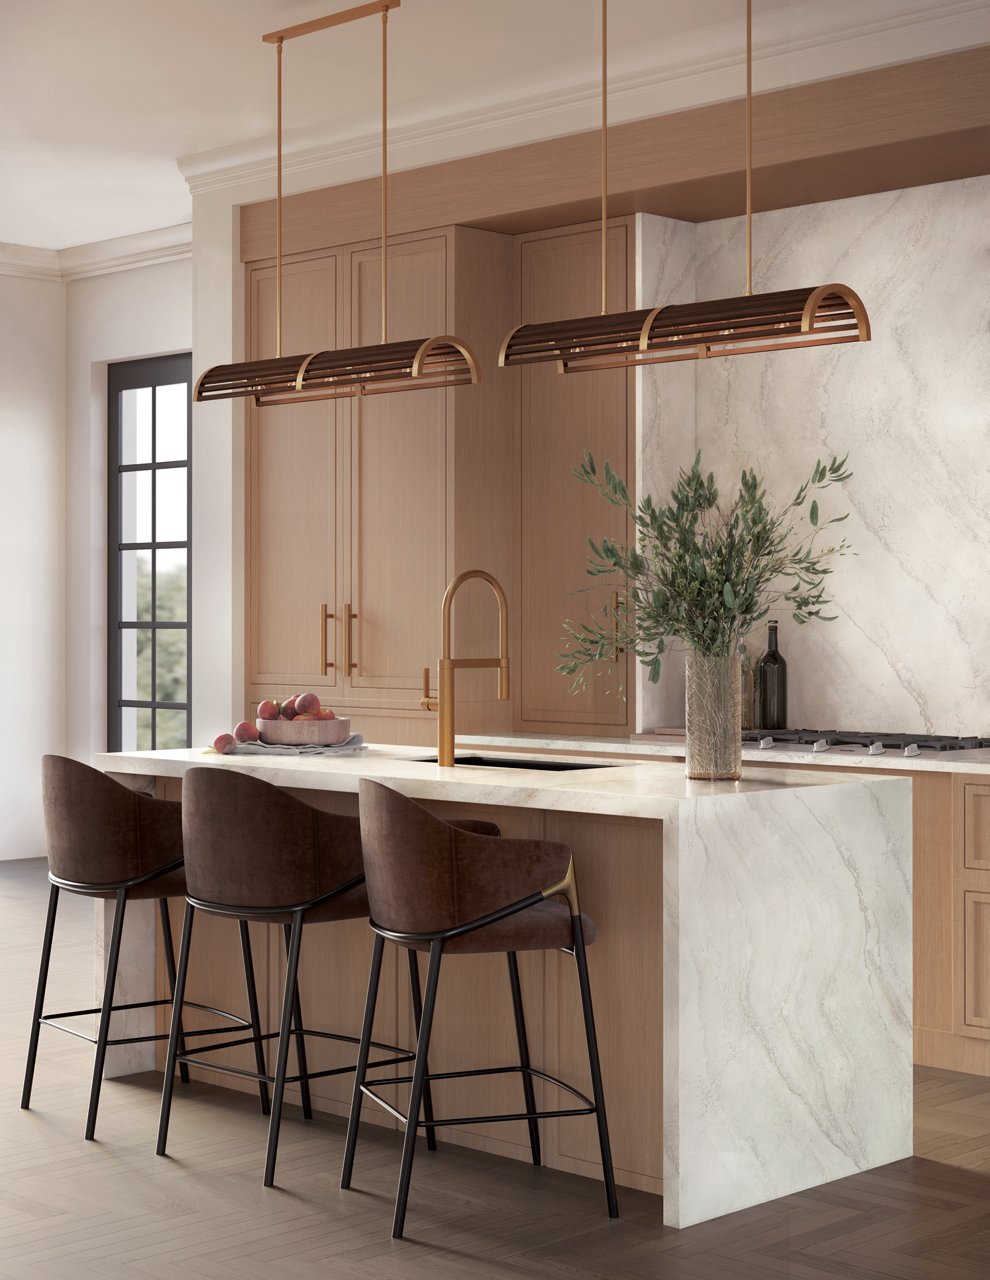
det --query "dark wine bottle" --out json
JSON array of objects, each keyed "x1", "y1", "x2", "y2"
[{"x1": 758, "y1": 620, "x2": 787, "y2": 730}]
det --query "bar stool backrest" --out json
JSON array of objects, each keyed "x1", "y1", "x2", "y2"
[
  {"x1": 358, "y1": 779, "x2": 570, "y2": 937},
  {"x1": 182, "y1": 767, "x2": 364, "y2": 911},
  {"x1": 42, "y1": 754, "x2": 181, "y2": 887}
]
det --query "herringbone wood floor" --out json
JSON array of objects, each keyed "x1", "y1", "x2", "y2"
[{"x1": 3, "y1": 857, "x2": 989, "y2": 1280}]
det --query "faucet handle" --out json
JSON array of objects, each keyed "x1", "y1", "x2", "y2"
[{"x1": 420, "y1": 666, "x2": 438, "y2": 712}]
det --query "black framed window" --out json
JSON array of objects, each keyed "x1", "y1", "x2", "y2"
[{"x1": 107, "y1": 354, "x2": 192, "y2": 752}]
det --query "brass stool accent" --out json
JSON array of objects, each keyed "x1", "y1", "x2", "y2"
[
  {"x1": 341, "y1": 780, "x2": 618, "y2": 1240},
  {"x1": 22, "y1": 756, "x2": 262, "y2": 1141}
]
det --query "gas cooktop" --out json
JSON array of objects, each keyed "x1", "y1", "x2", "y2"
[{"x1": 741, "y1": 730, "x2": 990, "y2": 757}]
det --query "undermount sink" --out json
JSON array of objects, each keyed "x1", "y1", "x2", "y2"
[{"x1": 414, "y1": 754, "x2": 616, "y2": 772}]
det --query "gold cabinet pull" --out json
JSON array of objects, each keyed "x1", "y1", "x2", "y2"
[
  {"x1": 320, "y1": 603, "x2": 334, "y2": 672},
  {"x1": 343, "y1": 602, "x2": 358, "y2": 672},
  {"x1": 611, "y1": 591, "x2": 625, "y2": 661}
]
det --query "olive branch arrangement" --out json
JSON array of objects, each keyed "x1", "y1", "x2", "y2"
[{"x1": 557, "y1": 452, "x2": 853, "y2": 692}]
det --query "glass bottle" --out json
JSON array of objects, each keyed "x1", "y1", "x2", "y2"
[{"x1": 758, "y1": 620, "x2": 787, "y2": 730}]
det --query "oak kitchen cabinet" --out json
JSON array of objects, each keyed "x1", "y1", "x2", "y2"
[
  {"x1": 242, "y1": 213, "x2": 636, "y2": 742},
  {"x1": 244, "y1": 225, "x2": 517, "y2": 743}
]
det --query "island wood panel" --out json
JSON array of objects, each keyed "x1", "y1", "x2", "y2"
[
  {"x1": 963, "y1": 785, "x2": 990, "y2": 872},
  {"x1": 513, "y1": 220, "x2": 635, "y2": 736},
  {"x1": 246, "y1": 253, "x2": 341, "y2": 695},
  {"x1": 542, "y1": 813, "x2": 663, "y2": 1196},
  {"x1": 964, "y1": 893, "x2": 990, "y2": 1032},
  {"x1": 238, "y1": 49, "x2": 990, "y2": 258},
  {"x1": 343, "y1": 235, "x2": 449, "y2": 705},
  {"x1": 953, "y1": 775, "x2": 990, "y2": 1044}
]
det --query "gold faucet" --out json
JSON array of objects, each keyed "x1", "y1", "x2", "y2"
[{"x1": 421, "y1": 569, "x2": 510, "y2": 767}]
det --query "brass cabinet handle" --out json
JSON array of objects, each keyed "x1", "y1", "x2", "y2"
[
  {"x1": 611, "y1": 591, "x2": 625, "y2": 661},
  {"x1": 320, "y1": 603, "x2": 334, "y2": 672},
  {"x1": 343, "y1": 602, "x2": 358, "y2": 672}
]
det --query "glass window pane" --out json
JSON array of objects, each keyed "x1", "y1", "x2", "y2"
[
  {"x1": 156, "y1": 629, "x2": 187, "y2": 704},
  {"x1": 156, "y1": 709, "x2": 188, "y2": 750},
  {"x1": 156, "y1": 468, "x2": 187, "y2": 542},
  {"x1": 121, "y1": 470, "x2": 152, "y2": 543},
  {"x1": 120, "y1": 627, "x2": 153, "y2": 701},
  {"x1": 120, "y1": 706, "x2": 137, "y2": 752},
  {"x1": 155, "y1": 548, "x2": 187, "y2": 622},
  {"x1": 155, "y1": 383, "x2": 188, "y2": 462},
  {"x1": 120, "y1": 387, "x2": 152, "y2": 464},
  {"x1": 137, "y1": 708, "x2": 153, "y2": 751},
  {"x1": 120, "y1": 550, "x2": 152, "y2": 621}
]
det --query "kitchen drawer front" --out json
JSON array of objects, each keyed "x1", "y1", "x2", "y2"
[
  {"x1": 963, "y1": 891, "x2": 990, "y2": 1035},
  {"x1": 963, "y1": 785, "x2": 990, "y2": 871}
]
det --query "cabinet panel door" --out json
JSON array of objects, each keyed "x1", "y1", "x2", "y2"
[
  {"x1": 964, "y1": 891, "x2": 990, "y2": 1035},
  {"x1": 517, "y1": 225, "x2": 632, "y2": 730},
  {"x1": 246, "y1": 256, "x2": 340, "y2": 693},
  {"x1": 344, "y1": 236, "x2": 448, "y2": 702},
  {"x1": 964, "y1": 786, "x2": 990, "y2": 871}
]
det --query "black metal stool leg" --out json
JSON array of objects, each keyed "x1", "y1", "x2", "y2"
[
  {"x1": 572, "y1": 919, "x2": 619, "y2": 1219},
  {"x1": 239, "y1": 920, "x2": 271, "y2": 1116},
  {"x1": 407, "y1": 949, "x2": 438, "y2": 1153},
  {"x1": 157, "y1": 902, "x2": 195, "y2": 1156},
  {"x1": 158, "y1": 899, "x2": 190, "y2": 1086},
  {"x1": 341, "y1": 933, "x2": 384, "y2": 1190},
  {"x1": 264, "y1": 912, "x2": 304, "y2": 1188},
  {"x1": 21, "y1": 882, "x2": 60, "y2": 1110},
  {"x1": 283, "y1": 922, "x2": 313, "y2": 1122},
  {"x1": 392, "y1": 940, "x2": 443, "y2": 1240},
  {"x1": 507, "y1": 951, "x2": 542, "y2": 1167},
  {"x1": 85, "y1": 888, "x2": 127, "y2": 1141}
]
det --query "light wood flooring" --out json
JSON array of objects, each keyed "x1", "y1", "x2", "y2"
[{"x1": 2, "y1": 856, "x2": 990, "y2": 1279}]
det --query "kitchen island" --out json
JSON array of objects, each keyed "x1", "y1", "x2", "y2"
[{"x1": 95, "y1": 746, "x2": 912, "y2": 1229}]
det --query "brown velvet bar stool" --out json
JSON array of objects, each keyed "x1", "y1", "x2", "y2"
[
  {"x1": 22, "y1": 756, "x2": 265, "y2": 1140},
  {"x1": 158, "y1": 766, "x2": 494, "y2": 1188},
  {"x1": 341, "y1": 779, "x2": 619, "y2": 1240}
]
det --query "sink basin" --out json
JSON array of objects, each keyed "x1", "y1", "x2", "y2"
[{"x1": 414, "y1": 754, "x2": 615, "y2": 772}]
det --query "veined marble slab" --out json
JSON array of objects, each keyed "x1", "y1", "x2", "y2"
[{"x1": 663, "y1": 775, "x2": 912, "y2": 1227}]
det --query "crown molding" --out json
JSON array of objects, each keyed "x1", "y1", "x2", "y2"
[
  {"x1": 58, "y1": 223, "x2": 192, "y2": 282},
  {"x1": 179, "y1": 0, "x2": 990, "y2": 197},
  {"x1": 0, "y1": 244, "x2": 61, "y2": 281},
  {"x1": 0, "y1": 224, "x2": 192, "y2": 283}
]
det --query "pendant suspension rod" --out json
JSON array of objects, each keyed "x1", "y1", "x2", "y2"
[
  {"x1": 745, "y1": 0, "x2": 753, "y2": 297},
  {"x1": 276, "y1": 37, "x2": 284, "y2": 357},
  {"x1": 381, "y1": 6, "x2": 388, "y2": 344},
  {"x1": 600, "y1": 0, "x2": 608, "y2": 316}
]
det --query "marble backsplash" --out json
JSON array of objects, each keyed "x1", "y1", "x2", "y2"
[{"x1": 635, "y1": 177, "x2": 990, "y2": 735}]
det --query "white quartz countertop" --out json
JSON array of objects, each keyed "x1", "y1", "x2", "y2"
[
  {"x1": 460, "y1": 732, "x2": 990, "y2": 775},
  {"x1": 93, "y1": 744, "x2": 892, "y2": 824}
]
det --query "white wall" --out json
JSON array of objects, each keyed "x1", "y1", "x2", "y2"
[
  {"x1": 64, "y1": 258, "x2": 192, "y2": 764},
  {"x1": 637, "y1": 175, "x2": 990, "y2": 734},
  {"x1": 0, "y1": 274, "x2": 66, "y2": 859}
]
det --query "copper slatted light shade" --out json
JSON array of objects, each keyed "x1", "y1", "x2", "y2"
[
  {"x1": 499, "y1": 0, "x2": 870, "y2": 375},
  {"x1": 195, "y1": 1, "x2": 478, "y2": 408}
]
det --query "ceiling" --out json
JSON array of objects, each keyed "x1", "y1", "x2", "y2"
[{"x1": 2, "y1": 0, "x2": 988, "y2": 251}]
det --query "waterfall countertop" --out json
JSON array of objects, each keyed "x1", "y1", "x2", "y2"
[{"x1": 95, "y1": 743, "x2": 891, "y2": 823}]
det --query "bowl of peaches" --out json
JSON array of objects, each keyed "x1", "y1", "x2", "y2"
[{"x1": 212, "y1": 693, "x2": 351, "y2": 754}]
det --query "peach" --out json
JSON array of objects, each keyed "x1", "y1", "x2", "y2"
[
  {"x1": 280, "y1": 696, "x2": 298, "y2": 720},
  {"x1": 316, "y1": 707, "x2": 335, "y2": 720},
  {"x1": 295, "y1": 691, "x2": 321, "y2": 716},
  {"x1": 234, "y1": 720, "x2": 260, "y2": 743},
  {"x1": 257, "y1": 699, "x2": 280, "y2": 720},
  {"x1": 213, "y1": 733, "x2": 236, "y2": 755}
]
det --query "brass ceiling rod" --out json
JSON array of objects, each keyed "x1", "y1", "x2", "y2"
[
  {"x1": 499, "y1": 0, "x2": 870, "y2": 376},
  {"x1": 196, "y1": 0, "x2": 479, "y2": 408}
]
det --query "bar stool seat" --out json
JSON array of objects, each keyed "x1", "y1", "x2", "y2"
[
  {"x1": 342, "y1": 779, "x2": 618, "y2": 1240},
  {"x1": 22, "y1": 755, "x2": 264, "y2": 1142}
]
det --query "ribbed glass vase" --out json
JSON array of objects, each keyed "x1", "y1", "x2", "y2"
[{"x1": 684, "y1": 649, "x2": 742, "y2": 781}]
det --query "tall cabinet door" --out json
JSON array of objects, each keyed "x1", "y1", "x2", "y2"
[
  {"x1": 341, "y1": 235, "x2": 449, "y2": 706},
  {"x1": 515, "y1": 223, "x2": 633, "y2": 732},
  {"x1": 246, "y1": 254, "x2": 341, "y2": 699}
]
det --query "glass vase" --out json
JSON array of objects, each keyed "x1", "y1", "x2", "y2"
[{"x1": 684, "y1": 649, "x2": 742, "y2": 781}]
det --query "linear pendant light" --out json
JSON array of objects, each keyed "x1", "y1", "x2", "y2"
[
  {"x1": 195, "y1": 0, "x2": 478, "y2": 407},
  {"x1": 499, "y1": 0, "x2": 870, "y2": 375}
]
